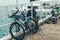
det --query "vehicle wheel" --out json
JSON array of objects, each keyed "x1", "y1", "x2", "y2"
[
  {"x1": 9, "y1": 22, "x2": 25, "y2": 40},
  {"x1": 52, "y1": 18, "x2": 57, "y2": 24},
  {"x1": 27, "y1": 19, "x2": 38, "y2": 33}
]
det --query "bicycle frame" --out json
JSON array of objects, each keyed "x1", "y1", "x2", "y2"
[{"x1": 15, "y1": 15, "x2": 34, "y2": 30}]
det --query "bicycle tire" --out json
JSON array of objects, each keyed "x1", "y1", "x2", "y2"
[
  {"x1": 27, "y1": 19, "x2": 38, "y2": 33},
  {"x1": 9, "y1": 22, "x2": 25, "y2": 40}
]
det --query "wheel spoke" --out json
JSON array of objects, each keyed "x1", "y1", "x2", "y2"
[{"x1": 10, "y1": 23, "x2": 25, "y2": 40}]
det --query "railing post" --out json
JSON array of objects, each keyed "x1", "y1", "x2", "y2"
[{"x1": 31, "y1": 2, "x2": 33, "y2": 18}]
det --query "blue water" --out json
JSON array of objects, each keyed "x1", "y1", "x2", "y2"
[
  {"x1": 0, "y1": 26, "x2": 9, "y2": 38},
  {"x1": 0, "y1": 7, "x2": 12, "y2": 38}
]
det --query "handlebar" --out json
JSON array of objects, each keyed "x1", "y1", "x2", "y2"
[{"x1": 8, "y1": 9, "x2": 19, "y2": 18}]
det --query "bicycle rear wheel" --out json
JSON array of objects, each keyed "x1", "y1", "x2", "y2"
[
  {"x1": 27, "y1": 19, "x2": 38, "y2": 33},
  {"x1": 9, "y1": 22, "x2": 25, "y2": 40}
]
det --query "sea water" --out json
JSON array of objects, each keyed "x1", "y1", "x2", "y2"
[{"x1": 0, "y1": 7, "x2": 12, "y2": 38}]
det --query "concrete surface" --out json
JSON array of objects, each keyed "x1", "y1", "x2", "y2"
[{"x1": 24, "y1": 20, "x2": 60, "y2": 40}]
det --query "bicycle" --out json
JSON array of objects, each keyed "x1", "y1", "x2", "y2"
[{"x1": 8, "y1": 8, "x2": 38, "y2": 40}]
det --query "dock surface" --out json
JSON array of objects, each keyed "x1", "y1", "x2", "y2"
[{"x1": 24, "y1": 20, "x2": 60, "y2": 40}]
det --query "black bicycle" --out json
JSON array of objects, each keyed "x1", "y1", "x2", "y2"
[{"x1": 9, "y1": 8, "x2": 38, "y2": 40}]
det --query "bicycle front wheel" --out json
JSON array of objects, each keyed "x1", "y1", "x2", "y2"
[{"x1": 9, "y1": 22, "x2": 25, "y2": 40}]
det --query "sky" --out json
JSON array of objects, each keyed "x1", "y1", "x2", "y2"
[
  {"x1": 0, "y1": 0, "x2": 16, "y2": 6},
  {"x1": 0, "y1": 0, "x2": 60, "y2": 6},
  {"x1": 0, "y1": 0, "x2": 30, "y2": 6}
]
